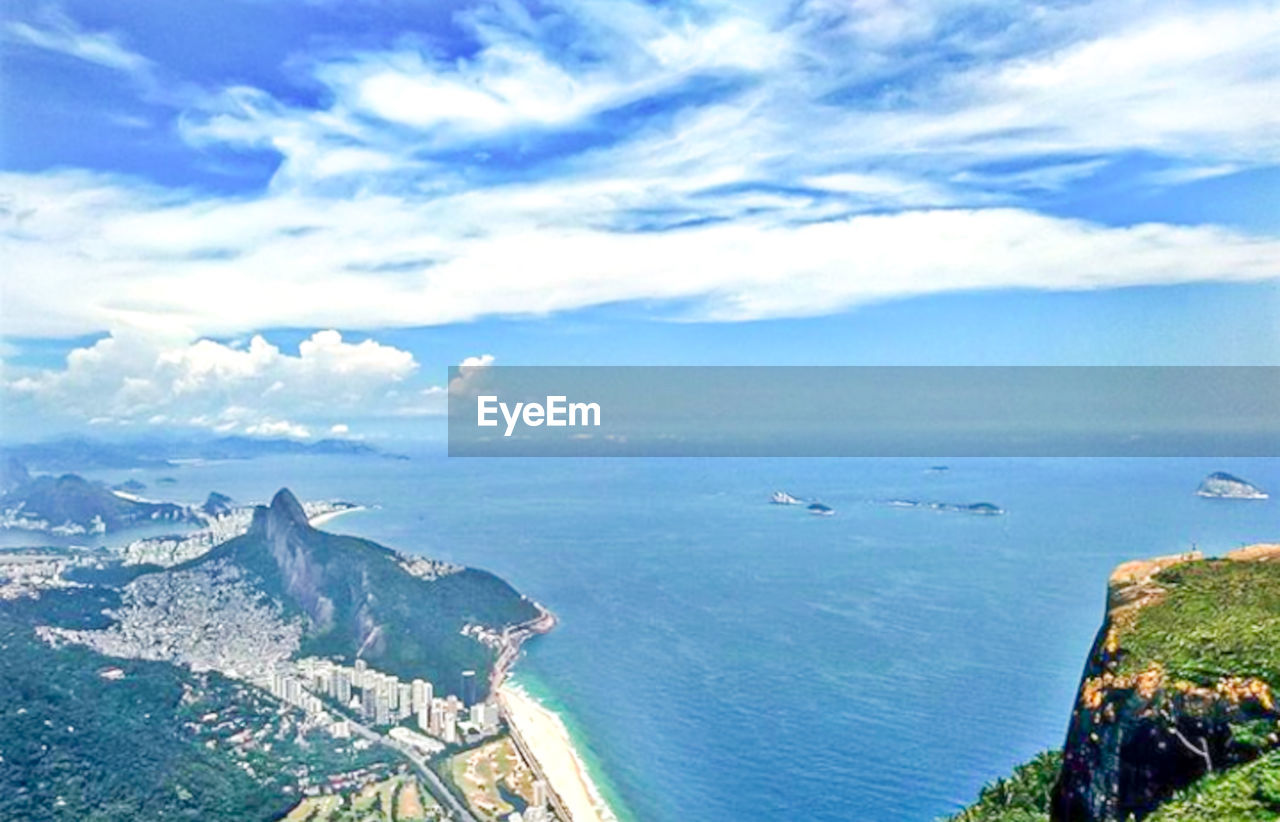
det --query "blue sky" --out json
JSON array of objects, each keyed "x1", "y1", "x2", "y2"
[{"x1": 1, "y1": 0, "x2": 1278, "y2": 440}]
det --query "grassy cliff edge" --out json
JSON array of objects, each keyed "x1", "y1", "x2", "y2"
[{"x1": 951, "y1": 544, "x2": 1280, "y2": 822}]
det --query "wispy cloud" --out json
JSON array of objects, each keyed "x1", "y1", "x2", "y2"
[
  {"x1": 1, "y1": 0, "x2": 1278, "y2": 340},
  {"x1": 5, "y1": 169, "x2": 1278, "y2": 336},
  {"x1": 5, "y1": 10, "x2": 151, "y2": 75}
]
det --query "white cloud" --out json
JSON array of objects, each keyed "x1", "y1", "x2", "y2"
[
  {"x1": 1143, "y1": 164, "x2": 1244, "y2": 187},
  {"x1": 3, "y1": 169, "x2": 1278, "y2": 337},
  {"x1": 1, "y1": 0, "x2": 1278, "y2": 342},
  {"x1": 5, "y1": 11, "x2": 151, "y2": 74},
  {"x1": 929, "y1": 6, "x2": 1280, "y2": 162},
  {"x1": 949, "y1": 159, "x2": 1110, "y2": 193},
  {"x1": 4, "y1": 330, "x2": 420, "y2": 436},
  {"x1": 443, "y1": 354, "x2": 495, "y2": 411},
  {"x1": 245, "y1": 419, "x2": 313, "y2": 439}
]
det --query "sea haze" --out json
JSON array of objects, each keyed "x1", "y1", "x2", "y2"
[{"x1": 79, "y1": 455, "x2": 1280, "y2": 821}]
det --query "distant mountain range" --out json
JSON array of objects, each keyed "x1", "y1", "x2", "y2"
[
  {"x1": 0, "y1": 460, "x2": 198, "y2": 535},
  {"x1": 0, "y1": 436, "x2": 400, "y2": 472}
]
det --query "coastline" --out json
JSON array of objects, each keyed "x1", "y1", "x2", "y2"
[
  {"x1": 499, "y1": 683, "x2": 621, "y2": 822},
  {"x1": 307, "y1": 505, "x2": 366, "y2": 527},
  {"x1": 493, "y1": 605, "x2": 622, "y2": 822}
]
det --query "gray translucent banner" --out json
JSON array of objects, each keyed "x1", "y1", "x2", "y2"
[{"x1": 447, "y1": 366, "x2": 1280, "y2": 457}]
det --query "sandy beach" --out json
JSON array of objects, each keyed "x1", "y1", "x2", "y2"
[
  {"x1": 307, "y1": 505, "x2": 365, "y2": 527},
  {"x1": 498, "y1": 684, "x2": 619, "y2": 822}
]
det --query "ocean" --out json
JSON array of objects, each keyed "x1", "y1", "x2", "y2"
[{"x1": 79, "y1": 454, "x2": 1279, "y2": 821}]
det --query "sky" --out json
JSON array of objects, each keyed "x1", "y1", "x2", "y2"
[{"x1": 1, "y1": 0, "x2": 1278, "y2": 441}]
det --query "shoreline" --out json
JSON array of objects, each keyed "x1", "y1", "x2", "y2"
[
  {"x1": 492, "y1": 604, "x2": 621, "y2": 822},
  {"x1": 307, "y1": 504, "x2": 366, "y2": 528},
  {"x1": 498, "y1": 683, "x2": 621, "y2": 822}
]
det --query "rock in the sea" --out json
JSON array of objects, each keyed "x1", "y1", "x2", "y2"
[{"x1": 1195, "y1": 471, "x2": 1268, "y2": 500}]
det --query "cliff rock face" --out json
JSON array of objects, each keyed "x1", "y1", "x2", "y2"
[
  {"x1": 184, "y1": 487, "x2": 541, "y2": 696},
  {"x1": 1052, "y1": 546, "x2": 1280, "y2": 821},
  {"x1": 253, "y1": 489, "x2": 337, "y2": 633}
]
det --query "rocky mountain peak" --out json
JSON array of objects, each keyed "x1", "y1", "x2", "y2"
[
  {"x1": 248, "y1": 487, "x2": 310, "y2": 537},
  {"x1": 269, "y1": 488, "x2": 307, "y2": 523}
]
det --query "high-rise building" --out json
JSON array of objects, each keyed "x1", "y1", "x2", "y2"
[
  {"x1": 375, "y1": 690, "x2": 391, "y2": 726},
  {"x1": 353, "y1": 658, "x2": 367, "y2": 688},
  {"x1": 428, "y1": 697, "x2": 447, "y2": 737},
  {"x1": 411, "y1": 678, "x2": 432, "y2": 714},
  {"x1": 397, "y1": 683, "x2": 413, "y2": 719},
  {"x1": 382, "y1": 675, "x2": 399, "y2": 711},
  {"x1": 461, "y1": 670, "x2": 477, "y2": 707},
  {"x1": 325, "y1": 667, "x2": 339, "y2": 698},
  {"x1": 480, "y1": 701, "x2": 500, "y2": 733}
]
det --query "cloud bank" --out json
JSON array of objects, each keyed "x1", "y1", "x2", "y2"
[
  {"x1": 4, "y1": 330, "x2": 423, "y2": 436},
  {"x1": 1, "y1": 0, "x2": 1278, "y2": 340}
]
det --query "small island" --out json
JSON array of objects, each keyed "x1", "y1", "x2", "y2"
[
  {"x1": 1195, "y1": 471, "x2": 1269, "y2": 500},
  {"x1": 883, "y1": 499, "x2": 1005, "y2": 516}
]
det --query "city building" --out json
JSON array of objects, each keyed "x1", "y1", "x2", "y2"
[
  {"x1": 389, "y1": 726, "x2": 445, "y2": 757},
  {"x1": 397, "y1": 683, "x2": 413, "y2": 720},
  {"x1": 411, "y1": 678, "x2": 432, "y2": 714},
  {"x1": 461, "y1": 670, "x2": 477, "y2": 707}
]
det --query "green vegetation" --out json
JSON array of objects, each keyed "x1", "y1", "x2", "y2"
[
  {"x1": 0, "y1": 588, "x2": 396, "y2": 821},
  {"x1": 186, "y1": 491, "x2": 539, "y2": 697},
  {"x1": 945, "y1": 751, "x2": 1060, "y2": 822},
  {"x1": 446, "y1": 736, "x2": 539, "y2": 821},
  {"x1": 1144, "y1": 749, "x2": 1280, "y2": 821},
  {"x1": 283, "y1": 774, "x2": 442, "y2": 821},
  {"x1": 1115, "y1": 560, "x2": 1280, "y2": 688}
]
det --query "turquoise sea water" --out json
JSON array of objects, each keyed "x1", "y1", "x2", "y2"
[{"x1": 81, "y1": 455, "x2": 1279, "y2": 821}]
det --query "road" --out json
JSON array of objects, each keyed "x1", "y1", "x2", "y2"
[
  {"x1": 347, "y1": 717, "x2": 480, "y2": 822},
  {"x1": 501, "y1": 708, "x2": 576, "y2": 822},
  {"x1": 489, "y1": 605, "x2": 557, "y2": 694}
]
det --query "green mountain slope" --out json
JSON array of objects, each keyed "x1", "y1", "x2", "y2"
[
  {"x1": 1144, "y1": 750, "x2": 1280, "y2": 821},
  {"x1": 952, "y1": 544, "x2": 1280, "y2": 822},
  {"x1": 182, "y1": 488, "x2": 540, "y2": 697},
  {"x1": 0, "y1": 588, "x2": 395, "y2": 822}
]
